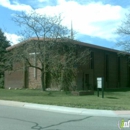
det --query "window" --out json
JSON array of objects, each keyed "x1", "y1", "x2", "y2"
[
  {"x1": 117, "y1": 56, "x2": 120, "y2": 82},
  {"x1": 29, "y1": 52, "x2": 39, "y2": 79},
  {"x1": 105, "y1": 54, "x2": 109, "y2": 82},
  {"x1": 90, "y1": 52, "x2": 94, "y2": 69},
  {"x1": 33, "y1": 53, "x2": 37, "y2": 79}
]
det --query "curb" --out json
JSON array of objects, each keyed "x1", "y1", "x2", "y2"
[
  {"x1": 0, "y1": 100, "x2": 130, "y2": 117},
  {"x1": 24, "y1": 103, "x2": 117, "y2": 117}
]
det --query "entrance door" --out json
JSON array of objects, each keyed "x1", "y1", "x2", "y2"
[{"x1": 84, "y1": 74, "x2": 90, "y2": 90}]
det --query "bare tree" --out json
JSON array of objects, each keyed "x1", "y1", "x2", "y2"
[
  {"x1": 6, "y1": 11, "x2": 90, "y2": 91},
  {"x1": 117, "y1": 13, "x2": 130, "y2": 53}
]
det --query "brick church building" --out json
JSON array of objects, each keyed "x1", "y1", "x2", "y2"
[{"x1": 4, "y1": 39, "x2": 130, "y2": 90}]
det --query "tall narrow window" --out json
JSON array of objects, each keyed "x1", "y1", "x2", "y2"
[
  {"x1": 33, "y1": 53, "x2": 37, "y2": 79},
  {"x1": 117, "y1": 57, "x2": 120, "y2": 82},
  {"x1": 128, "y1": 66, "x2": 130, "y2": 86},
  {"x1": 90, "y1": 52, "x2": 94, "y2": 69},
  {"x1": 105, "y1": 54, "x2": 109, "y2": 82},
  {"x1": 127, "y1": 57, "x2": 130, "y2": 86},
  {"x1": 29, "y1": 52, "x2": 39, "y2": 79}
]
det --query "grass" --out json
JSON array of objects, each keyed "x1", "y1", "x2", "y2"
[{"x1": 0, "y1": 88, "x2": 130, "y2": 110}]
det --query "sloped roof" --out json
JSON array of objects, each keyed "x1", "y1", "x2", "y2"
[
  {"x1": 6, "y1": 37, "x2": 43, "y2": 51},
  {"x1": 6, "y1": 37, "x2": 128, "y2": 54}
]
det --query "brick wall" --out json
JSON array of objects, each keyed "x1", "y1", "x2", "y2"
[
  {"x1": 76, "y1": 48, "x2": 129, "y2": 89},
  {"x1": 4, "y1": 70, "x2": 24, "y2": 89},
  {"x1": 4, "y1": 45, "x2": 129, "y2": 90},
  {"x1": 106, "y1": 52, "x2": 117, "y2": 88}
]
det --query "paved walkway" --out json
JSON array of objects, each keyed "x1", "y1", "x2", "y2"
[{"x1": 0, "y1": 100, "x2": 130, "y2": 117}]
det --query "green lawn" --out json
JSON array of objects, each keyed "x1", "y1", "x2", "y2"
[{"x1": 0, "y1": 89, "x2": 130, "y2": 110}]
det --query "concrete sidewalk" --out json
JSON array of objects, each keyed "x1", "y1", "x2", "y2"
[{"x1": 0, "y1": 100, "x2": 130, "y2": 117}]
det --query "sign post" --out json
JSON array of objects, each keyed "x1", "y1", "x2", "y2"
[{"x1": 97, "y1": 77, "x2": 104, "y2": 98}]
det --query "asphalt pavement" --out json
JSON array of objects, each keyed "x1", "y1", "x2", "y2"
[{"x1": 0, "y1": 100, "x2": 130, "y2": 117}]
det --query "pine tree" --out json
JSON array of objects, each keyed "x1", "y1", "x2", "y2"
[{"x1": 0, "y1": 29, "x2": 10, "y2": 76}]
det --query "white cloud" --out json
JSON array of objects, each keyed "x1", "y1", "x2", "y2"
[
  {"x1": 0, "y1": 0, "x2": 33, "y2": 13},
  {"x1": 4, "y1": 32, "x2": 21, "y2": 45},
  {"x1": 38, "y1": 0, "x2": 47, "y2": 2},
  {"x1": 0, "y1": 0, "x2": 128, "y2": 42},
  {"x1": 35, "y1": 1, "x2": 127, "y2": 42},
  {"x1": 57, "y1": 0, "x2": 66, "y2": 5}
]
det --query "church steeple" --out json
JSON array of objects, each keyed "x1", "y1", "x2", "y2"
[{"x1": 71, "y1": 20, "x2": 74, "y2": 39}]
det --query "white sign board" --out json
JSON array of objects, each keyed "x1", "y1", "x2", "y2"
[{"x1": 97, "y1": 77, "x2": 102, "y2": 88}]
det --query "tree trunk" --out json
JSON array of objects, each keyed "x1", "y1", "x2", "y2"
[
  {"x1": 41, "y1": 71, "x2": 46, "y2": 91},
  {"x1": 43, "y1": 64, "x2": 46, "y2": 90},
  {"x1": 60, "y1": 70, "x2": 64, "y2": 90}
]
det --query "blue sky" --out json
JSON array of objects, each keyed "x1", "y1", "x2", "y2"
[{"x1": 0, "y1": 0, "x2": 130, "y2": 49}]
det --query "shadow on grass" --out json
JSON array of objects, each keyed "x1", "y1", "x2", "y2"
[
  {"x1": 106, "y1": 97, "x2": 119, "y2": 99},
  {"x1": 105, "y1": 88, "x2": 130, "y2": 92}
]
